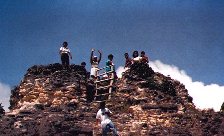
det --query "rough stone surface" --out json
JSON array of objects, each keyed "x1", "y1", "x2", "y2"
[
  {"x1": 0, "y1": 63, "x2": 224, "y2": 136},
  {"x1": 0, "y1": 103, "x2": 5, "y2": 117},
  {"x1": 221, "y1": 102, "x2": 224, "y2": 112}
]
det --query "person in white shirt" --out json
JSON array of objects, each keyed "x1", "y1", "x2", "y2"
[
  {"x1": 132, "y1": 50, "x2": 142, "y2": 64},
  {"x1": 90, "y1": 49, "x2": 102, "y2": 79},
  {"x1": 59, "y1": 41, "x2": 72, "y2": 66},
  {"x1": 96, "y1": 102, "x2": 118, "y2": 136}
]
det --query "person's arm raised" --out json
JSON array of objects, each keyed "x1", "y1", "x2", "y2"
[
  {"x1": 90, "y1": 49, "x2": 95, "y2": 64},
  {"x1": 98, "y1": 50, "x2": 102, "y2": 63}
]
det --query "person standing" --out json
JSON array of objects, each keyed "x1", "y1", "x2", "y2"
[
  {"x1": 90, "y1": 49, "x2": 102, "y2": 79},
  {"x1": 106, "y1": 54, "x2": 115, "y2": 73},
  {"x1": 59, "y1": 41, "x2": 72, "y2": 66},
  {"x1": 96, "y1": 102, "x2": 118, "y2": 136}
]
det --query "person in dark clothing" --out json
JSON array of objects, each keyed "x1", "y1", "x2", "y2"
[
  {"x1": 81, "y1": 61, "x2": 90, "y2": 78},
  {"x1": 59, "y1": 42, "x2": 72, "y2": 66},
  {"x1": 81, "y1": 62, "x2": 86, "y2": 68},
  {"x1": 106, "y1": 54, "x2": 114, "y2": 72}
]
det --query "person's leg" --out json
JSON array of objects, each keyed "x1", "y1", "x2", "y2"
[
  {"x1": 108, "y1": 122, "x2": 118, "y2": 136},
  {"x1": 102, "y1": 124, "x2": 115, "y2": 136},
  {"x1": 102, "y1": 125, "x2": 109, "y2": 136},
  {"x1": 90, "y1": 67, "x2": 95, "y2": 79},
  {"x1": 65, "y1": 54, "x2": 69, "y2": 66},
  {"x1": 61, "y1": 54, "x2": 66, "y2": 65}
]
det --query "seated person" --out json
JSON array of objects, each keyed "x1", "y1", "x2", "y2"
[
  {"x1": 140, "y1": 51, "x2": 149, "y2": 63},
  {"x1": 124, "y1": 53, "x2": 132, "y2": 69},
  {"x1": 132, "y1": 50, "x2": 142, "y2": 63}
]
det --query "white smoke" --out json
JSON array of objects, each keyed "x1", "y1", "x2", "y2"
[
  {"x1": 116, "y1": 60, "x2": 224, "y2": 111},
  {"x1": 0, "y1": 82, "x2": 11, "y2": 112}
]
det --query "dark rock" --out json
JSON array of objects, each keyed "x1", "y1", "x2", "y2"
[
  {"x1": 221, "y1": 102, "x2": 224, "y2": 112},
  {"x1": 19, "y1": 110, "x2": 33, "y2": 114},
  {"x1": 0, "y1": 103, "x2": 5, "y2": 116},
  {"x1": 50, "y1": 106, "x2": 63, "y2": 112},
  {"x1": 53, "y1": 121, "x2": 62, "y2": 128},
  {"x1": 34, "y1": 104, "x2": 45, "y2": 110},
  {"x1": 60, "y1": 132, "x2": 72, "y2": 136},
  {"x1": 123, "y1": 63, "x2": 155, "y2": 81},
  {"x1": 9, "y1": 86, "x2": 20, "y2": 110},
  {"x1": 67, "y1": 102, "x2": 77, "y2": 108},
  {"x1": 142, "y1": 123, "x2": 148, "y2": 128},
  {"x1": 69, "y1": 127, "x2": 80, "y2": 134},
  {"x1": 53, "y1": 81, "x2": 64, "y2": 88},
  {"x1": 86, "y1": 84, "x2": 95, "y2": 102},
  {"x1": 64, "y1": 114, "x2": 75, "y2": 121},
  {"x1": 142, "y1": 104, "x2": 178, "y2": 112},
  {"x1": 187, "y1": 96, "x2": 193, "y2": 103}
]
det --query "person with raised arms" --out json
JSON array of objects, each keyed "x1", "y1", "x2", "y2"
[{"x1": 90, "y1": 49, "x2": 102, "y2": 79}]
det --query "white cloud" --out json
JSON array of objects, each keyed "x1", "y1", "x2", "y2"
[
  {"x1": 0, "y1": 82, "x2": 11, "y2": 112},
  {"x1": 116, "y1": 60, "x2": 224, "y2": 111},
  {"x1": 116, "y1": 66, "x2": 126, "y2": 78}
]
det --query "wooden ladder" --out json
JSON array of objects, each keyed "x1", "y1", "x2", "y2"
[{"x1": 94, "y1": 65, "x2": 115, "y2": 102}]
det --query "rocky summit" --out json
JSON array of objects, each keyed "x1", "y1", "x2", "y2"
[{"x1": 0, "y1": 63, "x2": 224, "y2": 136}]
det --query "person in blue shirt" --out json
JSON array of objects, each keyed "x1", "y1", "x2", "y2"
[{"x1": 105, "y1": 54, "x2": 114, "y2": 73}]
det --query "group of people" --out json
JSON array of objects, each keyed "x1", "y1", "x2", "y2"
[
  {"x1": 59, "y1": 41, "x2": 149, "y2": 74},
  {"x1": 59, "y1": 42, "x2": 150, "y2": 136},
  {"x1": 89, "y1": 49, "x2": 115, "y2": 79},
  {"x1": 124, "y1": 50, "x2": 149, "y2": 69},
  {"x1": 59, "y1": 41, "x2": 115, "y2": 79}
]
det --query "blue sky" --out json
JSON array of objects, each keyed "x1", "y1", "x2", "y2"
[{"x1": 0, "y1": 0, "x2": 224, "y2": 87}]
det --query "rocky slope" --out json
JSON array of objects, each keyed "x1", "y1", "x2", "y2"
[
  {"x1": 0, "y1": 103, "x2": 5, "y2": 117},
  {"x1": 0, "y1": 63, "x2": 224, "y2": 136}
]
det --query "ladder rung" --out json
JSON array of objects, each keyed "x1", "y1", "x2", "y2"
[
  {"x1": 96, "y1": 85, "x2": 113, "y2": 90},
  {"x1": 96, "y1": 65, "x2": 114, "y2": 71},
  {"x1": 95, "y1": 78, "x2": 114, "y2": 83},
  {"x1": 95, "y1": 93, "x2": 111, "y2": 97},
  {"x1": 94, "y1": 100, "x2": 108, "y2": 103},
  {"x1": 98, "y1": 71, "x2": 114, "y2": 76},
  {"x1": 96, "y1": 67, "x2": 105, "y2": 71}
]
